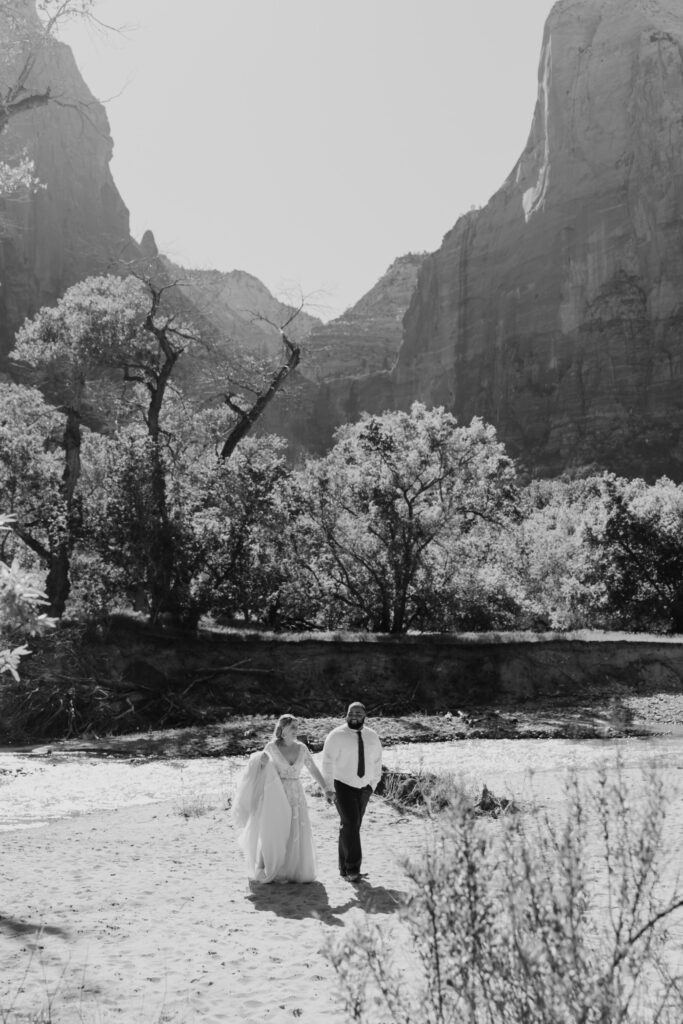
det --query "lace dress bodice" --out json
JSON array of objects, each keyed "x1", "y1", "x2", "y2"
[{"x1": 266, "y1": 741, "x2": 312, "y2": 779}]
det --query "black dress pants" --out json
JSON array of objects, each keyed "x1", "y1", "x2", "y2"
[{"x1": 334, "y1": 779, "x2": 372, "y2": 876}]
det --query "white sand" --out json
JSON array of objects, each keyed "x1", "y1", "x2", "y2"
[{"x1": 0, "y1": 792, "x2": 427, "y2": 1023}]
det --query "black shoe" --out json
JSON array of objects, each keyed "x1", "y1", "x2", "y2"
[{"x1": 347, "y1": 872, "x2": 361, "y2": 882}]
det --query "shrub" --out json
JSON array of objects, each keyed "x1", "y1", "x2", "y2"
[
  {"x1": 327, "y1": 763, "x2": 683, "y2": 1023},
  {"x1": 0, "y1": 514, "x2": 55, "y2": 681}
]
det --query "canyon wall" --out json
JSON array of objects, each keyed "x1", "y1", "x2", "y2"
[
  {"x1": 0, "y1": 24, "x2": 138, "y2": 365},
  {"x1": 288, "y1": 0, "x2": 683, "y2": 478},
  {"x1": 260, "y1": 256, "x2": 423, "y2": 453},
  {"x1": 7, "y1": 0, "x2": 683, "y2": 482},
  {"x1": 396, "y1": 0, "x2": 683, "y2": 478},
  {"x1": 303, "y1": 254, "x2": 425, "y2": 380}
]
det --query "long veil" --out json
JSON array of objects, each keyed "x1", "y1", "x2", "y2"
[{"x1": 232, "y1": 751, "x2": 292, "y2": 882}]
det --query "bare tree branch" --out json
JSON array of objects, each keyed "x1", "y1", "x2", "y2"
[{"x1": 219, "y1": 328, "x2": 300, "y2": 460}]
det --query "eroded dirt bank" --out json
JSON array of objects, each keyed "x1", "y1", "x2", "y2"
[{"x1": 5, "y1": 620, "x2": 683, "y2": 753}]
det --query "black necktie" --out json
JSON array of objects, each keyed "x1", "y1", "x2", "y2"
[{"x1": 357, "y1": 730, "x2": 365, "y2": 777}]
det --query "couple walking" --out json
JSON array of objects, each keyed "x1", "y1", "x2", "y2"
[{"x1": 232, "y1": 703, "x2": 382, "y2": 884}]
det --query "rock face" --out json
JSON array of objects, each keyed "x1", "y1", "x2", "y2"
[
  {"x1": 289, "y1": 0, "x2": 683, "y2": 477},
  {"x1": 160, "y1": 263, "x2": 322, "y2": 363},
  {"x1": 259, "y1": 255, "x2": 424, "y2": 452},
  {"x1": 0, "y1": 17, "x2": 138, "y2": 365},
  {"x1": 303, "y1": 254, "x2": 425, "y2": 380},
  {"x1": 394, "y1": 0, "x2": 683, "y2": 478}
]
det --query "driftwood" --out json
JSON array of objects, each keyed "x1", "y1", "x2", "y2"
[{"x1": 0, "y1": 661, "x2": 278, "y2": 743}]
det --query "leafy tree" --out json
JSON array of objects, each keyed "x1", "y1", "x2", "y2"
[
  {"x1": 586, "y1": 475, "x2": 683, "y2": 633},
  {"x1": 13, "y1": 274, "x2": 203, "y2": 623},
  {"x1": 0, "y1": 381, "x2": 72, "y2": 615},
  {"x1": 286, "y1": 404, "x2": 519, "y2": 633},
  {"x1": 505, "y1": 475, "x2": 609, "y2": 630},
  {"x1": 190, "y1": 434, "x2": 291, "y2": 625},
  {"x1": 0, "y1": 513, "x2": 55, "y2": 680},
  {"x1": 12, "y1": 271, "x2": 312, "y2": 625}
]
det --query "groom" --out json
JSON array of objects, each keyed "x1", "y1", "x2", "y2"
[{"x1": 322, "y1": 702, "x2": 383, "y2": 882}]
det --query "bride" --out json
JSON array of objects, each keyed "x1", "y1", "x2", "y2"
[{"x1": 232, "y1": 714, "x2": 334, "y2": 883}]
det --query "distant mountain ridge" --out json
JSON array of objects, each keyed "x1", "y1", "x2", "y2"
[{"x1": 159, "y1": 260, "x2": 322, "y2": 361}]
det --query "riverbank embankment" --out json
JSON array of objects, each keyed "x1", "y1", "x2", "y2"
[{"x1": 5, "y1": 619, "x2": 683, "y2": 753}]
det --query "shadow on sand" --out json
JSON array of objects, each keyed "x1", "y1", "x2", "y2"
[
  {"x1": 246, "y1": 878, "x2": 405, "y2": 927},
  {"x1": 0, "y1": 914, "x2": 70, "y2": 940}
]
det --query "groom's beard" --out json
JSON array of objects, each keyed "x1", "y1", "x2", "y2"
[{"x1": 347, "y1": 721, "x2": 364, "y2": 730}]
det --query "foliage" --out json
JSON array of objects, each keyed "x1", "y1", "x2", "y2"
[
  {"x1": 584, "y1": 475, "x2": 683, "y2": 633},
  {"x1": 328, "y1": 765, "x2": 683, "y2": 1023},
  {"x1": 13, "y1": 275, "x2": 202, "y2": 623},
  {"x1": 0, "y1": 149, "x2": 40, "y2": 195},
  {"x1": 0, "y1": 514, "x2": 55, "y2": 680},
  {"x1": 501, "y1": 475, "x2": 610, "y2": 630},
  {"x1": 14, "y1": 274, "x2": 160, "y2": 381},
  {"x1": 285, "y1": 404, "x2": 520, "y2": 633},
  {"x1": 189, "y1": 432, "x2": 291, "y2": 625},
  {"x1": 10, "y1": 295, "x2": 683, "y2": 639},
  {"x1": 0, "y1": 382, "x2": 67, "y2": 565},
  {"x1": 76, "y1": 426, "x2": 164, "y2": 612}
]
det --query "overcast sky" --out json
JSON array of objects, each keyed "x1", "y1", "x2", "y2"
[{"x1": 60, "y1": 0, "x2": 556, "y2": 320}]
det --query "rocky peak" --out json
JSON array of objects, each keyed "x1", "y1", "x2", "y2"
[
  {"x1": 344, "y1": 253, "x2": 426, "y2": 321},
  {"x1": 139, "y1": 230, "x2": 159, "y2": 259},
  {"x1": 302, "y1": 253, "x2": 426, "y2": 381}
]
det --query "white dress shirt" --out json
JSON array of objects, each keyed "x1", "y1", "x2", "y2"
[{"x1": 322, "y1": 724, "x2": 383, "y2": 791}]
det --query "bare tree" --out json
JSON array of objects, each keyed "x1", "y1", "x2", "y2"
[{"x1": 218, "y1": 307, "x2": 302, "y2": 460}]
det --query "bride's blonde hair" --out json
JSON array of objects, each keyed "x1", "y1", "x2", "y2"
[{"x1": 273, "y1": 713, "x2": 297, "y2": 741}]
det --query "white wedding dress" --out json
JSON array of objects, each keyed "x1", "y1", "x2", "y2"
[{"x1": 232, "y1": 741, "x2": 318, "y2": 884}]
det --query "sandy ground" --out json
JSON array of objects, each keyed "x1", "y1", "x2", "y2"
[
  {"x1": 0, "y1": 789, "x2": 428, "y2": 1024},
  {"x1": 5, "y1": 690, "x2": 683, "y2": 1024}
]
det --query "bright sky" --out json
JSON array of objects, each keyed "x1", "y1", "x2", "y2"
[{"x1": 60, "y1": 0, "x2": 555, "y2": 321}]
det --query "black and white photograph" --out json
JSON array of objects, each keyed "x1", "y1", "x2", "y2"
[{"x1": 2, "y1": 1, "x2": 683, "y2": 1020}]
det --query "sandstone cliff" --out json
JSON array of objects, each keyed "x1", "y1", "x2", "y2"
[
  {"x1": 0, "y1": 13, "x2": 138, "y2": 365},
  {"x1": 303, "y1": 253, "x2": 425, "y2": 380},
  {"x1": 258, "y1": 254, "x2": 424, "y2": 452},
  {"x1": 287, "y1": 0, "x2": 683, "y2": 478},
  {"x1": 396, "y1": 0, "x2": 683, "y2": 478}
]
